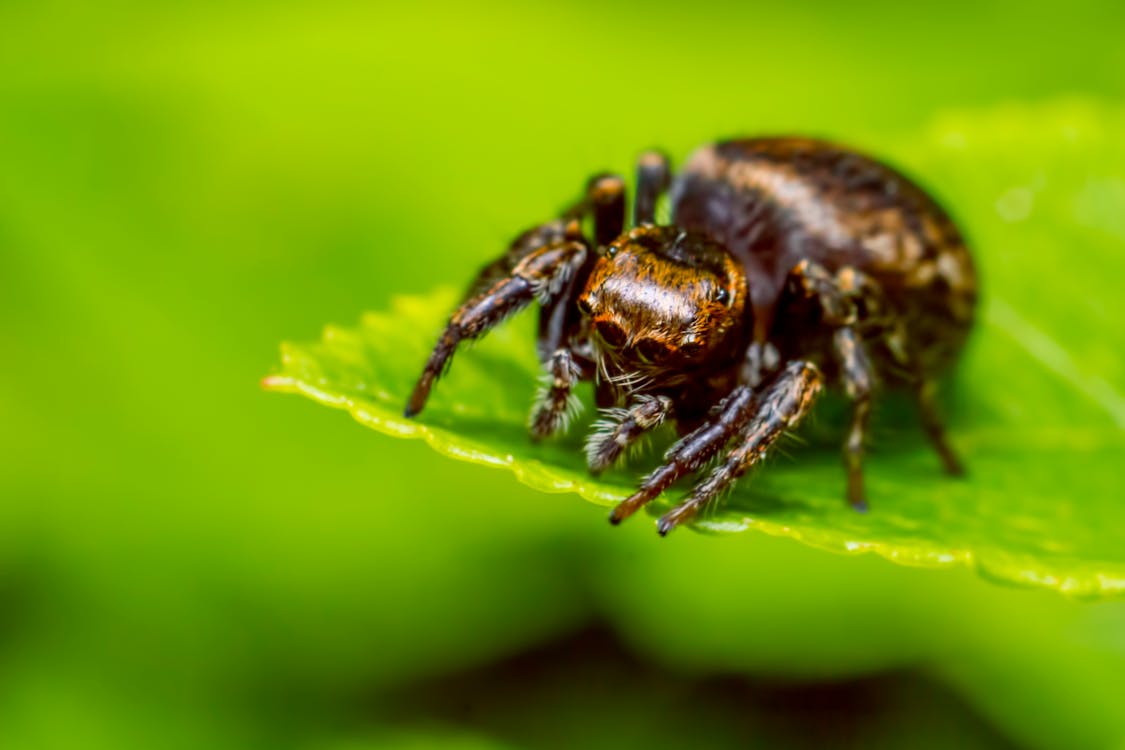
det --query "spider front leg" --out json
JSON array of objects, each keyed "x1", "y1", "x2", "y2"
[
  {"x1": 404, "y1": 232, "x2": 587, "y2": 418},
  {"x1": 539, "y1": 174, "x2": 626, "y2": 360},
  {"x1": 609, "y1": 386, "x2": 759, "y2": 525},
  {"x1": 657, "y1": 361, "x2": 823, "y2": 535},
  {"x1": 527, "y1": 174, "x2": 629, "y2": 438},
  {"x1": 407, "y1": 173, "x2": 628, "y2": 419},
  {"x1": 529, "y1": 348, "x2": 585, "y2": 440},
  {"x1": 634, "y1": 150, "x2": 671, "y2": 225},
  {"x1": 572, "y1": 173, "x2": 627, "y2": 246}
]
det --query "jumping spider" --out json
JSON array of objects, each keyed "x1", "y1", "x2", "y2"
[{"x1": 406, "y1": 138, "x2": 976, "y2": 534}]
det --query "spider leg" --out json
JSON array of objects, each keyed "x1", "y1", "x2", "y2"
[
  {"x1": 740, "y1": 340, "x2": 781, "y2": 387},
  {"x1": 788, "y1": 259, "x2": 884, "y2": 327},
  {"x1": 408, "y1": 171, "x2": 630, "y2": 419},
  {"x1": 608, "y1": 386, "x2": 758, "y2": 525},
  {"x1": 788, "y1": 259, "x2": 965, "y2": 483},
  {"x1": 585, "y1": 394, "x2": 673, "y2": 473},
  {"x1": 915, "y1": 379, "x2": 965, "y2": 476},
  {"x1": 539, "y1": 174, "x2": 626, "y2": 356},
  {"x1": 529, "y1": 348, "x2": 584, "y2": 440},
  {"x1": 525, "y1": 173, "x2": 630, "y2": 437},
  {"x1": 582, "y1": 174, "x2": 627, "y2": 246},
  {"x1": 834, "y1": 326, "x2": 875, "y2": 510},
  {"x1": 405, "y1": 237, "x2": 587, "y2": 417},
  {"x1": 633, "y1": 150, "x2": 671, "y2": 225},
  {"x1": 788, "y1": 259, "x2": 889, "y2": 509},
  {"x1": 657, "y1": 361, "x2": 823, "y2": 535}
]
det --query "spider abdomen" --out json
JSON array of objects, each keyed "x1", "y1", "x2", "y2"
[{"x1": 670, "y1": 137, "x2": 977, "y2": 378}]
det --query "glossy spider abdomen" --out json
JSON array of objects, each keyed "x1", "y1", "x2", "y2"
[
  {"x1": 672, "y1": 139, "x2": 976, "y2": 383},
  {"x1": 405, "y1": 138, "x2": 976, "y2": 534}
]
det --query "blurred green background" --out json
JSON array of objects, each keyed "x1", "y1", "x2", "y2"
[{"x1": 2, "y1": 1, "x2": 1125, "y2": 748}]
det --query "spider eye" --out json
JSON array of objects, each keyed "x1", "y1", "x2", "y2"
[
  {"x1": 680, "y1": 340, "x2": 705, "y2": 359},
  {"x1": 605, "y1": 245, "x2": 618, "y2": 258},
  {"x1": 595, "y1": 319, "x2": 627, "y2": 348},
  {"x1": 635, "y1": 338, "x2": 671, "y2": 364},
  {"x1": 577, "y1": 296, "x2": 593, "y2": 315},
  {"x1": 714, "y1": 287, "x2": 730, "y2": 305}
]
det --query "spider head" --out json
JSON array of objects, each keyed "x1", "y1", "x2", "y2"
[{"x1": 578, "y1": 226, "x2": 747, "y2": 379}]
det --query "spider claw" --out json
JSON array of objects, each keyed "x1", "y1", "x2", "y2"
[
  {"x1": 403, "y1": 389, "x2": 426, "y2": 418},
  {"x1": 608, "y1": 492, "x2": 649, "y2": 525},
  {"x1": 656, "y1": 502, "x2": 698, "y2": 536}
]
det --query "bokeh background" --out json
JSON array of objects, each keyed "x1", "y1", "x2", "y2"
[{"x1": 3, "y1": 1, "x2": 1125, "y2": 748}]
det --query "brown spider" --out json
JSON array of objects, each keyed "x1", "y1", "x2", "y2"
[{"x1": 405, "y1": 138, "x2": 976, "y2": 534}]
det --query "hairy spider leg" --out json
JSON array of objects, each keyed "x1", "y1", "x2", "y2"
[
  {"x1": 404, "y1": 237, "x2": 586, "y2": 418},
  {"x1": 788, "y1": 258, "x2": 964, "y2": 508},
  {"x1": 608, "y1": 385, "x2": 759, "y2": 525},
  {"x1": 788, "y1": 259, "x2": 887, "y2": 509},
  {"x1": 657, "y1": 360, "x2": 822, "y2": 535},
  {"x1": 529, "y1": 348, "x2": 583, "y2": 440},
  {"x1": 408, "y1": 172, "x2": 632, "y2": 421},
  {"x1": 585, "y1": 394, "x2": 673, "y2": 474},
  {"x1": 539, "y1": 174, "x2": 626, "y2": 356},
  {"x1": 633, "y1": 150, "x2": 671, "y2": 226},
  {"x1": 527, "y1": 173, "x2": 634, "y2": 438}
]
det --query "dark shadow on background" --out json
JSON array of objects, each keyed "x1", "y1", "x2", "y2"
[{"x1": 366, "y1": 624, "x2": 1018, "y2": 749}]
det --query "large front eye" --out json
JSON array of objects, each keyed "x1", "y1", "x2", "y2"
[
  {"x1": 679, "y1": 340, "x2": 705, "y2": 360},
  {"x1": 595, "y1": 319, "x2": 627, "y2": 348},
  {"x1": 635, "y1": 338, "x2": 671, "y2": 364}
]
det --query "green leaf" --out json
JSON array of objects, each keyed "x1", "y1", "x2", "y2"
[{"x1": 266, "y1": 101, "x2": 1125, "y2": 599}]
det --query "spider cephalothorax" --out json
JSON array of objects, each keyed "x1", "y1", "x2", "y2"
[
  {"x1": 405, "y1": 139, "x2": 976, "y2": 534},
  {"x1": 581, "y1": 225, "x2": 747, "y2": 389}
]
